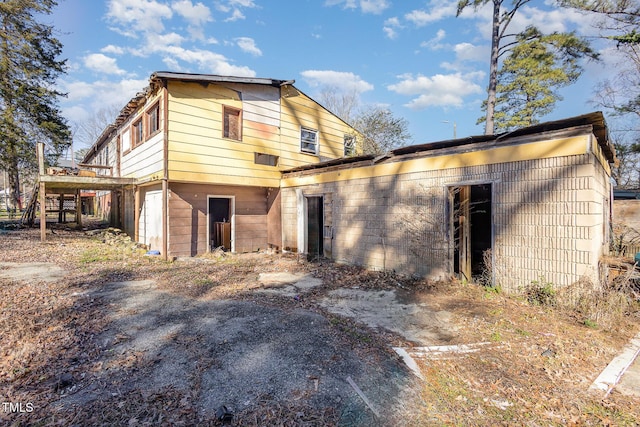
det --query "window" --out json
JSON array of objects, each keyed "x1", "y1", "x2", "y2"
[
  {"x1": 300, "y1": 127, "x2": 318, "y2": 154},
  {"x1": 254, "y1": 152, "x2": 278, "y2": 166},
  {"x1": 344, "y1": 135, "x2": 355, "y2": 156},
  {"x1": 132, "y1": 119, "x2": 143, "y2": 147},
  {"x1": 223, "y1": 106, "x2": 242, "y2": 140},
  {"x1": 147, "y1": 103, "x2": 160, "y2": 135}
]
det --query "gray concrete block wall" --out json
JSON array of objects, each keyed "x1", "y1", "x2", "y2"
[{"x1": 282, "y1": 152, "x2": 611, "y2": 292}]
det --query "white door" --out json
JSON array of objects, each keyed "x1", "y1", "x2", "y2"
[{"x1": 140, "y1": 190, "x2": 162, "y2": 252}]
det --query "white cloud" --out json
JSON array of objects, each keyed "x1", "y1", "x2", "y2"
[
  {"x1": 61, "y1": 77, "x2": 149, "y2": 123},
  {"x1": 325, "y1": 0, "x2": 389, "y2": 14},
  {"x1": 172, "y1": 0, "x2": 212, "y2": 26},
  {"x1": 301, "y1": 70, "x2": 374, "y2": 93},
  {"x1": 215, "y1": 0, "x2": 257, "y2": 22},
  {"x1": 420, "y1": 29, "x2": 446, "y2": 50},
  {"x1": 101, "y1": 45, "x2": 125, "y2": 55},
  {"x1": 361, "y1": 0, "x2": 390, "y2": 14},
  {"x1": 83, "y1": 53, "x2": 126, "y2": 75},
  {"x1": 106, "y1": 0, "x2": 173, "y2": 36},
  {"x1": 387, "y1": 72, "x2": 484, "y2": 109},
  {"x1": 454, "y1": 42, "x2": 487, "y2": 62},
  {"x1": 383, "y1": 17, "x2": 401, "y2": 39},
  {"x1": 160, "y1": 45, "x2": 256, "y2": 76},
  {"x1": 235, "y1": 37, "x2": 262, "y2": 56},
  {"x1": 405, "y1": 0, "x2": 457, "y2": 27}
]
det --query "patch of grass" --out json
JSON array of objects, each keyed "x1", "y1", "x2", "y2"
[
  {"x1": 490, "y1": 330, "x2": 502, "y2": 342},
  {"x1": 583, "y1": 318, "x2": 598, "y2": 329},
  {"x1": 80, "y1": 246, "x2": 120, "y2": 263},
  {"x1": 514, "y1": 328, "x2": 530, "y2": 337},
  {"x1": 524, "y1": 277, "x2": 557, "y2": 307}
]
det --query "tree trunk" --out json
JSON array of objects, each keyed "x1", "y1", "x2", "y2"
[
  {"x1": 6, "y1": 155, "x2": 22, "y2": 212},
  {"x1": 485, "y1": 0, "x2": 501, "y2": 135}
]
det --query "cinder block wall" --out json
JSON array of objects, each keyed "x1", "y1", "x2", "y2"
[{"x1": 282, "y1": 152, "x2": 610, "y2": 292}]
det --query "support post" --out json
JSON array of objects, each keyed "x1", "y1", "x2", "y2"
[
  {"x1": 58, "y1": 193, "x2": 64, "y2": 223},
  {"x1": 76, "y1": 189, "x2": 82, "y2": 226},
  {"x1": 39, "y1": 182, "x2": 46, "y2": 242},
  {"x1": 162, "y1": 179, "x2": 168, "y2": 260}
]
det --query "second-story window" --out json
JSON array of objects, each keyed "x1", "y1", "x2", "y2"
[
  {"x1": 132, "y1": 119, "x2": 143, "y2": 147},
  {"x1": 301, "y1": 127, "x2": 318, "y2": 154},
  {"x1": 147, "y1": 103, "x2": 160, "y2": 135},
  {"x1": 344, "y1": 135, "x2": 355, "y2": 156},
  {"x1": 223, "y1": 106, "x2": 242, "y2": 140}
]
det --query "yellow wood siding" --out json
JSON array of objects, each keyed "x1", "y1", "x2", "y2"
[{"x1": 166, "y1": 81, "x2": 355, "y2": 186}]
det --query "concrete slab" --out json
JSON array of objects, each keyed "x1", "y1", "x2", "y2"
[
  {"x1": 320, "y1": 288, "x2": 457, "y2": 345},
  {"x1": 590, "y1": 332, "x2": 640, "y2": 397},
  {"x1": 256, "y1": 272, "x2": 323, "y2": 297},
  {"x1": 0, "y1": 262, "x2": 65, "y2": 283}
]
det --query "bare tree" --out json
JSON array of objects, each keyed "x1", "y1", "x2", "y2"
[
  {"x1": 72, "y1": 103, "x2": 122, "y2": 150},
  {"x1": 317, "y1": 87, "x2": 412, "y2": 155}
]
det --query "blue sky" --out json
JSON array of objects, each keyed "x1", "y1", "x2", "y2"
[{"x1": 50, "y1": 0, "x2": 623, "y2": 149}]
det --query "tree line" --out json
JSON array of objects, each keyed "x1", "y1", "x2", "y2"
[{"x1": 0, "y1": 0, "x2": 638, "y2": 213}]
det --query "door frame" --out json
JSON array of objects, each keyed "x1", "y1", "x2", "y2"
[
  {"x1": 447, "y1": 181, "x2": 495, "y2": 283},
  {"x1": 207, "y1": 195, "x2": 235, "y2": 252}
]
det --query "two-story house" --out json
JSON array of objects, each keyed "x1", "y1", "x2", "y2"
[{"x1": 84, "y1": 72, "x2": 357, "y2": 258}]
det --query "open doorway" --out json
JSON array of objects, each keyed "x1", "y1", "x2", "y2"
[
  {"x1": 449, "y1": 183, "x2": 492, "y2": 282},
  {"x1": 306, "y1": 196, "x2": 323, "y2": 257},
  {"x1": 208, "y1": 196, "x2": 233, "y2": 251}
]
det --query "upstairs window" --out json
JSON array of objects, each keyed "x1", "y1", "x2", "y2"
[
  {"x1": 147, "y1": 103, "x2": 160, "y2": 135},
  {"x1": 344, "y1": 135, "x2": 355, "y2": 156},
  {"x1": 223, "y1": 106, "x2": 242, "y2": 140},
  {"x1": 300, "y1": 127, "x2": 318, "y2": 154},
  {"x1": 132, "y1": 119, "x2": 143, "y2": 147}
]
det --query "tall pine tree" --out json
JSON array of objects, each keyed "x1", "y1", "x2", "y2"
[
  {"x1": 457, "y1": 0, "x2": 598, "y2": 135},
  {"x1": 0, "y1": 0, "x2": 70, "y2": 210},
  {"x1": 489, "y1": 28, "x2": 598, "y2": 132}
]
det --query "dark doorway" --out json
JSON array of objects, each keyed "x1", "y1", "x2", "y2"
[
  {"x1": 209, "y1": 197, "x2": 231, "y2": 251},
  {"x1": 451, "y1": 183, "x2": 492, "y2": 282},
  {"x1": 307, "y1": 196, "x2": 323, "y2": 257}
]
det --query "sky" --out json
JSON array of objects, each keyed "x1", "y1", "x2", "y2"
[{"x1": 48, "y1": 0, "x2": 624, "y2": 150}]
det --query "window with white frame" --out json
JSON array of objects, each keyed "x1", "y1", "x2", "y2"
[{"x1": 300, "y1": 127, "x2": 318, "y2": 154}]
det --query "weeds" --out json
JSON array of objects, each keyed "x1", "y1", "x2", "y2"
[{"x1": 524, "y1": 277, "x2": 557, "y2": 307}]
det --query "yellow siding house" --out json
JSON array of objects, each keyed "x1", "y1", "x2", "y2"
[{"x1": 84, "y1": 72, "x2": 357, "y2": 257}]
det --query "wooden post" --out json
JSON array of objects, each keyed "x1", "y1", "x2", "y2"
[
  {"x1": 39, "y1": 182, "x2": 46, "y2": 242},
  {"x1": 58, "y1": 193, "x2": 64, "y2": 223},
  {"x1": 76, "y1": 189, "x2": 82, "y2": 226},
  {"x1": 134, "y1": 186, "x2": 140, "y2": 242},
  {"x1": 37, "y1": 142, "x2": 47, "y2": 241},
  {"x1": 162, "y1": 179, "x2": 168, "y2": 260},
  {"x1": 459, "y1": 186, "x2": 471, "y2": 282}
]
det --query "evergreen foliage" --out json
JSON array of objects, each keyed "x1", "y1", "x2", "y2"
[{"x1": 0, "y1": 0, "x2": 70, "y2": 209}]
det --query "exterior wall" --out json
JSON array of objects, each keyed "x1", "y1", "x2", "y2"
[
  {"x1": 282, "y1": 144, "x2": 612, "y2": 292},
  {"x1": 168, "y1": 182, "x2": 273, "y2": 257},
  {"x1": 120, "y1": 92, "x2": 165, "y2": 181},
  {"x1": 165, "y1": 81, "x2": 353, "y2": 187}
]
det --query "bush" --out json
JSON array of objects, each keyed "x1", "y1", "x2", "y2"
[{"x1": 524, "y1": 277, "x2": 557, "y2": 307}]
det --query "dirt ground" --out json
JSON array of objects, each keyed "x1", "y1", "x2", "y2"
[{"x1": 1, "y1": 221, "x2": 640, "y2": 426}]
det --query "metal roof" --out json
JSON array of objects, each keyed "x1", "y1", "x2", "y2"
[
  {"x1": 283, "y1": 112, "x2": 616, "y2": 175},
  {"x1": 150, "y1": 71, "x2": 294, "y2": 87}
]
